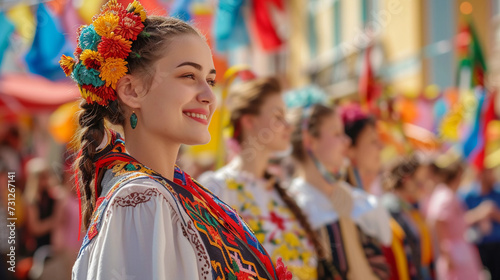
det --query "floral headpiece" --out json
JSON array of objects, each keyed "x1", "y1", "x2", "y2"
[
  {"x1": 339, "y1": 103, "x2": 370, "y2": 125},
  {"x1": 59, "y1": 0, "x2": 147, "y2": 106}
]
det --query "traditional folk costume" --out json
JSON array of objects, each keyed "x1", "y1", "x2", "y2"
[
  {"x1": 427, "y1": 184, "x2": 482, "y2": 280},
  {"x1": 200, "y1": 159, "x2": 318, "y2": 280},
  {"x1": 289, "y1": 178, "x2": 392, "y2": 280},
  {"x1": 73, "y1": 132, "x2": 290, "y2": 279},
  {"x1": 382, "y1": 193, "x2": 434, "y2": 280}
]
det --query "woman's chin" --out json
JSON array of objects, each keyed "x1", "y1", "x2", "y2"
[
  {"x1": 183, "y1": 133, "x2": 211, "y2": 146},
  {"x1": 269, "y1": 142, "x2": 290, "y2": 152}
]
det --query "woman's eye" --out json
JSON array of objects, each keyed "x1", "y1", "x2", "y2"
[
  {"x1": 183, "y1": 74, "x2": 195, "y2": 80},
  {"x1": 207, "y1": 79, "x2": 216, "y2": 87}
]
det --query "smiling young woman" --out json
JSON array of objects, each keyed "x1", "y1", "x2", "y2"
[{"x1": 62, "y1": 1, "x2": 289, "y2": 279}]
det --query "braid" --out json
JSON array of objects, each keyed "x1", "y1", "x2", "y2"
[
  {"x1": 271, "y1": 179, "x2": 326, "y2": 259},
  {"x1": 72, "y1": 100, "x2": 107, "y2": 229},
  {"x1": 272, "y1": 181, "x2": 341, "y2": 278}
]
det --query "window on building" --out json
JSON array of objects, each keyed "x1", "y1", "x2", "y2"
[{"x1": 426, "y1": 0, "x2": 456, "y2": 88}]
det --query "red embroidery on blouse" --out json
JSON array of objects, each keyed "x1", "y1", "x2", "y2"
[
  {"x1": 182, "y1": 221, "x2": 211, "y2": 279},
  {"x1": 113, "y1": 188, "x2": 160, "y2": 207}
]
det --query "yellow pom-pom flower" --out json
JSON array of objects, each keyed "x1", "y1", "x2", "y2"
[
  {"x1": 79, "y1": 85, "x2": 104, "y2": 105},
  {"x1": 100, "y1": 57, "x2": 128, "y2": 89},
  {"x1": 59, "y1": 55, "x2": 75, "y2": 76},
  {"x1": 127, "y1": 0, "x2": 147, "y2": 22},
  {"x1": 93, "y1": 13, "x2": 119, "y2": 38},
  {"x1": 80, "y1": 49, "x2": 104, "y2": 69}
]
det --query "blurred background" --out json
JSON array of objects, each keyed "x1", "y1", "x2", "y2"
[{"x1": 0, "y1": 0, "x2": 499, "y2": 279}]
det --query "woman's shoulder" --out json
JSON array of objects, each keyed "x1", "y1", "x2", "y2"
[
  {"x1": 289, "y1": 177, "x2": 340, "y2": 228},
  {"x1": 100, "y1": 169, "x2": 175, "y2": 203},
  {"x1": 289, "y1": 177, "x2": 311, "y2": 193},
  {"x1": 197, "y1": 164, "x2": 239, "y2": 196},
  {"x1": 427, "y1": 184, "x2": 456, "y2": 211},
  {"x1": 89, "y1": 176, "x2": 180, "y2": 235},
  {"x1": 80, "y1": 175, "x2": 187, "y2": 252},
  {"x1": 107, "y1": 177, "x2": 174, "y2": 207}
]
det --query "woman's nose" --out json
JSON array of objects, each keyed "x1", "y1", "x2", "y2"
[{"x1": 197, "y1": 83, "x2": 216, "y2": 105}]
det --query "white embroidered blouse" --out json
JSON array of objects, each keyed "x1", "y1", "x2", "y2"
[{"x1": 199, "y1": 159, "x2": 318, "y2": 280}]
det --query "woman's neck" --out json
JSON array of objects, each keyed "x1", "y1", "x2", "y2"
[
  {"x1": 235, "y1": 141, "x2": 271, "y2": 179},
  {"x1": 124, "y1": 129, "x2": 180, "y2": 181},
  {"x1": 395, "y1": 189, "x2": 415, "y2": 205},
  {"x1": 357, "y1": 167, "x2": 377, "y2": 191},
  {"x1": 301, "y1": 160, "x2": 336, "y2": 196}
]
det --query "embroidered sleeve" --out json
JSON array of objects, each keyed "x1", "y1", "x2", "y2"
[{"x1": 75, "y1": 182, "x2": 202, "y2": 280}]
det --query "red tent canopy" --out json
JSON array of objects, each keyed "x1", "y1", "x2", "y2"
[{"x1": 0, "y1": 73, "x2": 79, "y2": 115}]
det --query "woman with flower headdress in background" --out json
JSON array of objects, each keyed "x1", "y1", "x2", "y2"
[
  {"x1": 341, "y1": 103, "x2": 383, "y2": 197},
  {"x1": 61, "y1": 1, "x2": 290, "y2": 279},
  {"x1": 340, "y1": 103, "x2": 398, "y2": 278},
  {"x1": 199, "y1": 77, "x2": 330, "y2": 280},
  {"x1": 286, "y1": 87, "x2": 392, "y2": 280}
]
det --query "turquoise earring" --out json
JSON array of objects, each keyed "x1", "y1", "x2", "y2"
[{"x1": 130, "y1": 111, "x2": 138, "y2": 129}]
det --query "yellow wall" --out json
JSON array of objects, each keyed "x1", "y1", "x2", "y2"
[
  {"x1": 341, "y1": 0, "x2": 362, "y2": 48},
  {"x1": 287, "y1": 0, "x2": 311, "y2": 87},
  {"x1": 316, "y1": 1, "x2": 335, "y2": 56},
  {"x1": 381, "y1": 0, "x2": 424, "y2": 92}
]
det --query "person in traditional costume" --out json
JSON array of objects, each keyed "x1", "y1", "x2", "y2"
[
  {"x1": 200, "y1": 77, "x2": 330, "y2": 280},
  {"x1": 381, "y1": 155, "x2": 435, "y2": 280},
  {"x1": 60, "y1": 1, "x2": 291, "y2": 279},
  {"x1": 427, "y1": 158, "x2": 482, "y2": 280},
  {"x1": 287, "y1": 101, "x2": 392, "y2": 280},
  {"x1": 340, "y1": 103, "x2": 383, "y2": 196}
]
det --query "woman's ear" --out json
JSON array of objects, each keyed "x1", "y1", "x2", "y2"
[
  {"x1": 240, "y1": 114, "x2": 254, "y2": 132},
  {"x1": 346, "y1": 145, "x2": 356, "y2": 161},
  {"x1": 116, "y1": 74, "x2": 144, "y2": 109},
  {"x1": 302, "y1": 130, "x2": 312, "y2": 151}
]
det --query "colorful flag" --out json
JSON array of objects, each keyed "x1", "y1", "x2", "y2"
[
  {"x1": 25, "y1": 4, "x2": 74, "y2": 81},
  {"x1": 456, "y1": 19, "x2": 487, "y2": 90},
  {"x1": 440, "y1": 18, "x2": 487, "y2": 142},
  {"x1": 61, "y1": 0, "x2": 84, "y2": 44},
  {"x1": 463, "y1": 90, "x2": 497, "y2": 170},
  {"x1": 359, "y1": 45, "x2": 381, "y2": 114},
  {"x1": 116, "y1": 0, "x2": 166, "y2": 16},
  {"x1": 0, "y1": 12, "x2": 15, "y2": 68},
  {"x1": 213, "y1": 0, "x2": 249, "y2": 52},
  {"x1": 6, "y1": 4, "x2": 35, "y2": 45},
  {"x1": 251, "y1": 0, "x2": 284, "y2": 51},
  {"x1": 170, "y1": 0, "x2": 192, "y2": 21},
  {"x1": 77, "y1": 0, "x2": 103, "y2": 23}
]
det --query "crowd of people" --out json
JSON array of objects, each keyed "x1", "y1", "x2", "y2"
[
  {"x1": 0, "y1": 127, "x2": 82, "y2": 280},
  {"x1": 197, "y1": 77, "x2": 499, "y2": 280},
  {"x1": 0, "y1": 0, "x2": 499, "y2": 279},
  {"x1": 2, "y1": 75, "x2": 498, "y2": 280}
]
